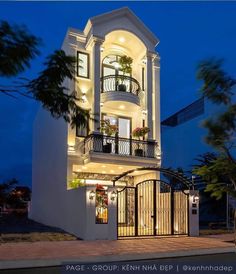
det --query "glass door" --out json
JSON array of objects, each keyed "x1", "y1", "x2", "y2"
[{"x1": 118, "y1": 118, "x2": 131, "y2": 155}]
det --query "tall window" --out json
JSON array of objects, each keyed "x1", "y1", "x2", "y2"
[
  {"x1": 95, "y1": 185, "x2": 108, "y2": 224},
  {"x1": 77, "y1": 51, "x2": 89, "y2": 78}
]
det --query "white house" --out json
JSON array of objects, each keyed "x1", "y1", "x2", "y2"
[{"x1": 30, "y1": 7, "x2": 198, "y2": 240}]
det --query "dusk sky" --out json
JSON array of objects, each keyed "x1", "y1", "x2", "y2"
[{"x1": 0, "y1": 1, "x2": 236, "y2": 187}]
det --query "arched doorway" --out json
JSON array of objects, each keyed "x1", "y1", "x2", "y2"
[{"x1": 115, "y1": 167, "x2": 192, "y2": 238}]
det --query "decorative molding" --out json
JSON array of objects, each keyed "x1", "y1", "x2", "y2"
[{"x1": 74, "y1": 172, "x2": 133, "y2": 184}]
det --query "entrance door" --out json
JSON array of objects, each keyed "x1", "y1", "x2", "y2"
[{"x1": 102, "y1": 115, "x2": 131, "y2": 155}]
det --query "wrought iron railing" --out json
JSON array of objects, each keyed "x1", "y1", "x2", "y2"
[
  {"x1": 84, "y1": 134, "x2": 158, "y2": 158},
  {"x1": 100, "y1": 75, "x2": 141, "y2": 96}
]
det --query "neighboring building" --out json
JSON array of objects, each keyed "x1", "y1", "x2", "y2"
[
  {"x1": 161, "y1": 97, "x2": 234, "y2": 226},
  {"x1": 30, "y1": 7, "x2": 198, "y2": 240}
]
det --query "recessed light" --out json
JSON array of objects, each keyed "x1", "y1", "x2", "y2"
[
  {"x1": 102, "y1": 165, "x2": 106, "y2": 168},
  {"x1": 82, "y1": 166, "x2": 87, "y2": 170},
  {"x1": 119, "y1": 37, "x2": 125, "y2": 43},
  {"x1": 118, "y1": 166, "x2": 123, "y2": 169},
  {"x1": 119, "y1": 105, "x2": 125, "y2": 110},
  {"x1": 110, "y1": 170, "x2": 115, "y2": 173}
]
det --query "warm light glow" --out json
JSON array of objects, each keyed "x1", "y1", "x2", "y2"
[
  {"x1": 118, "y1": 166, "x2": 123, "y2": 169},
  {"x1": 119, "y1": 105, "x2": 125, "y2": 110},
  {"x1": 119, "y1": 37, "x2": 125, "y2": 43},
  {"x1": 102, "y1": 171, "x2": 106, "y2": 174},
  {"x1": 102, "y1": 165, "x2": 106, "y2": 168},
  {"x1": 77, "y1": 169, "x2": 81, "y2": 172},
  {"x1": 110, "y1": 170, "x2": 115, "y2": 173},
  {"x1": 110, "y1": 190, "x2": 117, "y2": 201},
  {"x1": 100, "y1": 47, "x2": 104, "y2": 52},
  {"x1": 82, "y1": 166, "x2": 87, "y2": 170}
]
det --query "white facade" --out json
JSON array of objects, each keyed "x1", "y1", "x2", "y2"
[
  {"x1": 30, "y1": 7, "x2": 162, "y2": 240},
  {"x1": 30, "y1": 7, "x2": 197, "y2": 239}
]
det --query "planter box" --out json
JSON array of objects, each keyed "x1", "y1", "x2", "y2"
[
  {"x1": 134, "y1": 148, "x2": 144, "y2": 157},
  {"x1": 118, "y1": 84, "x2": 126, "y2": 92},
  {"x1": 103, "y1": 143, "x2": 112, "y2": 153}
]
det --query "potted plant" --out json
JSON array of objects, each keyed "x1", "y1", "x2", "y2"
[
  {"x1": 132, "y1": 126, "x2": 150, "y2": 156},
  {"x1": 118, "y1": 55, "x2": 133, "y2": 92},
  {"x1": 100, "y1": 119, "x2": 118, "y2": 153}
]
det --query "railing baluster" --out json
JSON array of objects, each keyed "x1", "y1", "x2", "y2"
[
  {"x1": 83, "y1": 134, "x2": 158, "y2": 159},
  {"x1": 100, "y1": 75, "x2": 141, "y2": 98}
]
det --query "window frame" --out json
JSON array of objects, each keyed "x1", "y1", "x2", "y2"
[{"x1": 77, "y1": 51, "x2": 90, "y2": 79}]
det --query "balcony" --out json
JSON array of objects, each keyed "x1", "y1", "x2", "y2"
[
  {"x1": 100, "y1": 75, "x2": 141, "y2": 106},
  {"x1": 84, "y1": 133, "x2": 158, "y2": 159}
]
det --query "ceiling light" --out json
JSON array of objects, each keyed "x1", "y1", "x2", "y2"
[
  {"x1": 119, "y1": 105, "x2": 125, "y2": 110},
  {"x1": 110, "y1": 170, "x2": 115, "y2": 173},
  {"x1": 119, "y1": 37, "x2": 125, "y2": 43},
  {"x1": 114, "y1": 63, "x2": 120, "y2": 69},
  {"x1": 102, "y1": 165, "x2": 106, "y2": 168},
  {"x1": 82, "y1": 166, "x2": 87, "y2": 170},
  {"x1": 102, "y1": 171, "x2": 106, "y2": 174},
  {"x1": 118, "y1": 166, "x2": 123, "y2": 169}
]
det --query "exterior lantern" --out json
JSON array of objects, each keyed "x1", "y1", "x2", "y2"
[
  {"x1": 89, "y1": 190, "x2": 96, "y2": 200},
  {"x1": 110, "y1": 190, "x2": 117, "y2": 201},
  {"x1": 193, "y1": 194, "x2": 199, "y2": 203}
]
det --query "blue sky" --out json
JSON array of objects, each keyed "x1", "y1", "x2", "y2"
[{"x1": 0, "y1": 1, "x2": 236, "y2": 187}]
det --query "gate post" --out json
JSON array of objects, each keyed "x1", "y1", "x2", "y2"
[
  {"x1": 188, "y1": 190, "x2": 199, "y2": 236},
  {"x1": 170, "y1": 188, "x2": 174, "y2": 235}
]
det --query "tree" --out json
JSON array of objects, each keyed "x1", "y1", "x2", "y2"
[
  {"x1": 0, "y1": 20, "x2": 88, "y2": 127},
  {"x1": 0, "y1": 178, "x2": 18, "y2": 206},
  {"x1": 194, "y1": 59, "x2": 236, "y2": 232}
]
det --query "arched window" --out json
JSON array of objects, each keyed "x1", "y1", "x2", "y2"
[{"x1": 102, "y1": 55, "x2": 131, "y2": 77}]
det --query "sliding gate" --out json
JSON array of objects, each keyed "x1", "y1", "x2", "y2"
[{"x1": 117, "y1": 180, "x2": 188, "y2": 237}]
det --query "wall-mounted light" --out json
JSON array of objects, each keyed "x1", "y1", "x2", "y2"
[
  {"x1": 68, "y1": 145, "x2": 75, "y2": 152},
  {"x1": 142, "y1": 110, "x2": 147, "y2": 116},
  {"x1": 81, "y1": 93, "x2": 87, "y2": 103},
  {"x1": 100, "y1": 47, "x2": 104, "y2": 52},
  {"x1": 193, "y1": 194, "x2": 199, "y2": 203},
  {"x1": 110, "y1": 190, "x2": 117, "y2": 201},
  {"x1": 89, "y1": 190, "x2": 96, "y2": 200}
]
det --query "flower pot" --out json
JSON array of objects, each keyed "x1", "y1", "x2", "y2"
[
  {"x1": 118, "y1": 84, "x2": 126, "y2": 92},
  {"x1": 103, "y1": 143, "x2": 112, "y2": 153},
  {"x1": 135, "y1": 148, "x2": 144, "y2": 157}
]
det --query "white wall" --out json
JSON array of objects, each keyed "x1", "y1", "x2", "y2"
[{"x1": 30, "y1": 108, "x2": 68, "y2": 227}]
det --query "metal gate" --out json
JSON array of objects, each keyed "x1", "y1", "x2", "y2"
[{"x1": 117, "y1": 180, "x2": 188, "y2": 237}]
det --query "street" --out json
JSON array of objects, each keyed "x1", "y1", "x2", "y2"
[{"x1": 1, "y1": 253, "x2": 236, "y2": 274}]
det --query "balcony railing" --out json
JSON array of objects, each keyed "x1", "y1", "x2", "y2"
[
  {"x1": 84, "y1": 134, "x2": 158, "y2": 159},
  {"x1": 100, "y1": 75, "x2": 141, "y2": 97}
]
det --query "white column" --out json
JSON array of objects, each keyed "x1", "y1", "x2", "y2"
[
  {"x1": 146, "y1": 52, "x2": 153, "y2": 139},
  {"x1": 153, "y1": 53, "x2": 161, "y2": 147},
  {"x1": 92, "y1": 38, "x2": 103, "y2": 132}
]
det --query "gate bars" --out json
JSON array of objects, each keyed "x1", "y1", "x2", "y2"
[{"x1": 117, "y1": 180, "x2": 189, "y2": 238}]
